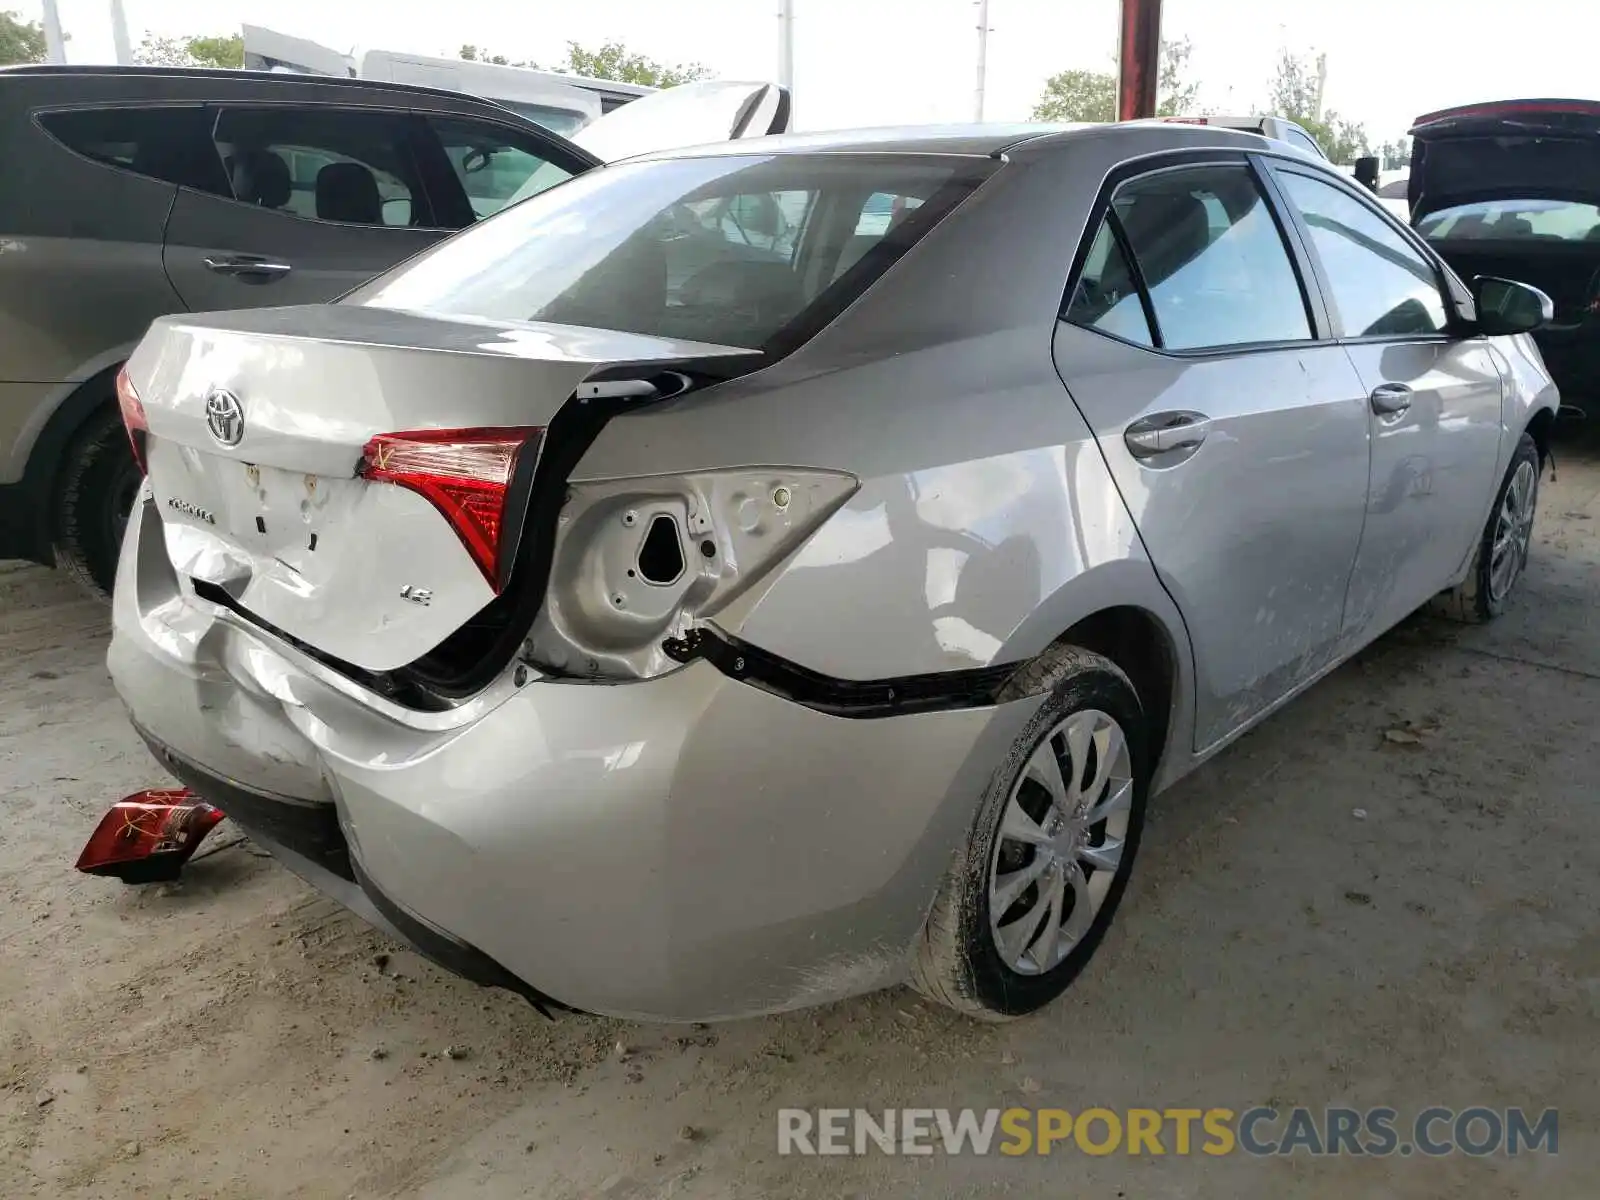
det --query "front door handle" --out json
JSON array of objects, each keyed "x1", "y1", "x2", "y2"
[
  {"x1": 1124, "y1": 411, "x2": 1213, "y2": 461},
  {"x1": 203, "y1": 255, "x2": 293, "y2": 279},
  {"x1": 1369, "y1": 382, "x2": 1413, "y2": 416}
]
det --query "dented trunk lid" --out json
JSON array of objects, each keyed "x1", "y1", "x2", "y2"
[{"x1": 126, "y1": 304, "x2": 751, "y2": 673}]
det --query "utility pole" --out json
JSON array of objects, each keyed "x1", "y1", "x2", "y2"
[
  {"x1": 1116, "y1": 0, "x2": 1163, "y2": 121},
  {"x1": 40, "y1": 0, "x2": 66, "y2": 63},
  {"x1": 777, "y1": 0, "x2": 795, "y2": 124},
  {"x1": 973, "y1": 0, "x2": 990, "y2": 122},
  {"x1": 110, "y1": 0, "x2": 133, "y2": 66}
]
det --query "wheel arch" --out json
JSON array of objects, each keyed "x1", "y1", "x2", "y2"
[
  {"x1": 1525, "y1": 404, "x2": 1555, "y2": 467},
  {"x1": 11, "y1": 361, "x2": 127, "y2": 563},
  {"x1": 1003, "y1": 599, "x2": 1189, "y2": 790}
]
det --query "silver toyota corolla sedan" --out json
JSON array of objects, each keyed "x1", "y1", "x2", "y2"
[{"x1": 106, "y1": 122, "x2": 1558, "y2": 1022}]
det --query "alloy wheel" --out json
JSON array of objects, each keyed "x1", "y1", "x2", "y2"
[
  {"x1": 1489, "y1": 459, "x2": 1537, "y2": 602},
  {"x1": 987, "y1": 708, "x2": 1134, "y2": 976}
]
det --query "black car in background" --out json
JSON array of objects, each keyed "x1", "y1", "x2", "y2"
[{"x1": 1410, "y1": 99, "x2": 1600, "y2": 416}]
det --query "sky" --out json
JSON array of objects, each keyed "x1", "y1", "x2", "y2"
[{"x1": 16, "y1": 0, "x2": 1600, "y2": 144}]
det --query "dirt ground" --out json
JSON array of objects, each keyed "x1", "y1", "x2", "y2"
[{"x1": 3, "y1": 431, "x2": 1598, "y2": 1199}]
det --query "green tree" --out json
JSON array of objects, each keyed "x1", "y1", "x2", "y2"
[
  {"x1": 1376, "y1": 136, "x2": 1411, "y2": 172},
  {"x1": 555, "y1": 40, "x2": 707, "y2": 87},
  {"x1": 135, "y1": 32, "x2": 242, "y2": 69},
  {"x1": 462, "y1": 39, "x2": 707, "y2": 87},
  {"x1": 1031, "y1": 68, "x2": 1115, "y2": 123},
  {"x1": 0, "y1": 9, "x2": 47, "y2": 65},
  {"x1": 1032, "y1": 39, "x2": 1201, "y2": 123},
  {"x1": 1265, "y1": 48, "x2": 1369, "y2": 163},
  {"x1": 186, "y1": 34, "x2": 243, "y2": 69},
  {"x1": 1155, "y1": 37, "x2": 1201, "y2": 118},
  {"x1": 459, "y1": 44, "x2": 520, "y2": 67}
]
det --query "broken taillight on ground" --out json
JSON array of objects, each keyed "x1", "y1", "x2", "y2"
[{"x1": 75, "y1": 789, "x2": 224, "y2": 884}]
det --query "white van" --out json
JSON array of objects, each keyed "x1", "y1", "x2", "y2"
[{"x1": 242, "y1": 25, "x2": 651, "y2": 137}]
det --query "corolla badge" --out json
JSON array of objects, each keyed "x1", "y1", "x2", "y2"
[
  {"x1": 166, "y1": 496, "x2": 215, "y2": 525},
  {"x1": 204, "y1": 387, "x2": 245, "y2": 447}
]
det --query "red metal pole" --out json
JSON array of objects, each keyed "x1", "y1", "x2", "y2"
[{"x1": 1116, "y1": 0, "x2": 1164, "y2": 121}]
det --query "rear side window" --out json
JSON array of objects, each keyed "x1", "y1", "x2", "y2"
[
  {"x1": 426, "y1": 116, "x2": 577, "y2": 223},
  {"x1": 36, "y1": 106, "x2": 229, "y2": 194},
  {"x1": 1277, "y1": 171, "x2": 1448, "y2": 337},
  {"x1": 1064, "y1": 221, "x2": 1154, "y2": 346},
  {"x1": 350, "y1": 152, "x2": 992, "y2": 352},
  {"x1": 1073, "y1": 164, "x2": 1311, "y2": 351},
  {"x1": 212, "y1": 107, "x2": 429, "y2": 227}
]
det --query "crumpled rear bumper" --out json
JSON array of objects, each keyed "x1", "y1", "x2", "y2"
[{"x1": 108, "y1": 492, "x2": 1041, "y2": 1020}]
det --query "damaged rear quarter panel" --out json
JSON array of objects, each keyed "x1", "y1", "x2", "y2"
[{"x1": 569, "y1": 148, "x2": 1178, "y2": 685}]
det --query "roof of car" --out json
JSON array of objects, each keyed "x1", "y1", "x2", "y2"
[
  {"x1": 634, "y1": 120, "x2": 1277, "y2": 162},
  {"x1": 0, "y1": 63, "x2": 494, "y2": 110}
]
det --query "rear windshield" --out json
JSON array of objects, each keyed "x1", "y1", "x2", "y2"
[
  {"x1": 1418, "y1": 198, "x2": 1600, "y2": 242},
  {"x1": 349, "y1": 152, "x2": 991, "y2": 351}
]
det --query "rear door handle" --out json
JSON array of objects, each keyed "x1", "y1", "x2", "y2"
[
  {"x1": 1369, "y1": 382, "x2": 1413, "y2": 415},
  {"x1": 203, "y1": 255, "x2": 293, "y2": 279},
  {"x1": 1124, "y1": 411, "x2": 1213, "y2": 461}
]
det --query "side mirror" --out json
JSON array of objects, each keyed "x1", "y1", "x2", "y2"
[
  {"x1": 1353, "y1": 156, "x2": 1380, "y2": 191},
  {"x1": 1474, "y1": 276, "x2": 1554, "y2": 335}
]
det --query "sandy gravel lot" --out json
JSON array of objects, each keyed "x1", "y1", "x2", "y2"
[{"x1": 3, "y1": 432, "x2": 1598, "y2": 1199}]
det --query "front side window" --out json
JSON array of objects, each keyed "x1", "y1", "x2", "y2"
[
  {"x1": 427, "y1": 116, "x2": 575, "y2": 222},
  {"x1": 1278, "y1": 171, "x2": 1448, "y2": 337},
  {"x1": 212, "y1": 107, "x2": 426, "y2": 227},
  {"x1": 350, "y1": 152, "x2": 989, "y2": 351},
  {"x1": 37, "y1": 106, "x2": 228, "y2": 194},
  {"x1": 1107, "y1": 164, "x2": 1312, "y2": 351},
  {"x1": 1417, "y1": 198, "x2": 1600, "y2": 243}
]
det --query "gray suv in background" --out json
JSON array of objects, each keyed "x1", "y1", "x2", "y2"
[{"x1": 0, "y1": 65, "x2": 789, "y2": 595}]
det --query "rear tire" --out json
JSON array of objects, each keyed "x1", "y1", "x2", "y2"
[
  {"x1": 1430, "y1": 432, "x2": 1540, "y2": 624},
  {"x1": 910, "y1": 647, "x2": 1150, "y2": 1020},
  {"x1": 53, "y1": 405, "x2": 142, "y2": 602}
]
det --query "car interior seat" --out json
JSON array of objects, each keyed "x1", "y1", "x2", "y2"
[
  {"x1": 682, "y1": 260, "x2": 804, "y2": 317},
  {"x1": 316, "y1": 162, "x2": 383, "y2": 224},
  {"x1": 229, "y1": 150, "x2": 292, "y2": 209}
]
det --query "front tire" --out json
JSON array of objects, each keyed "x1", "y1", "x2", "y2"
[
  {"x1": 910, "y1": 647, "x2": 1150, "y2": 1020},
  {"x1": 53, "y1": 406, "x2": 142, "y2": 602},
  {"x1": 1432, "y1": 432, "x2": 1540, "y2": 624}
]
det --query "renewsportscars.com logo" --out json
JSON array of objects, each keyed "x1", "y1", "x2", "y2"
[{"x1": 776, "y1": 1106, "x2": 1558, "y2": 1158}]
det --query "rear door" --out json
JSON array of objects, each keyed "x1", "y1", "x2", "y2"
[
  {"x1": 1053, "y1": 155, "x2": 1372, "y2": 751},
  {"x1": 1269, "y1": 163, "x2": 1505, "y2": 638},
  {"x1": 162, "y1": 104, "x2": 445, "y2": 311},
  {"x1": 11, "y1": 104, "x2": 220, "y2": 389}
]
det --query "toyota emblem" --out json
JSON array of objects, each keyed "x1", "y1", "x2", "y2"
[{"x1": 204, "y1": 388, "x2": 245, "y2": 448}]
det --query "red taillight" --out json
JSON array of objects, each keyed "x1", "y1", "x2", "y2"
[
  {"x1": 360, "y1": 427, "x2": 542, "y2": 590},
  {"x1": 115, "y1": 366, "x2": 148, "y2": 474},
  {"x1": 75, "y1": 789, "x2": 225, "y2": 884}
]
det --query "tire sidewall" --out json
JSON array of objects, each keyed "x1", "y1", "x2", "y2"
[{"x1": 954, "y1": 658, "x2": 1151, "y2": 1016}]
